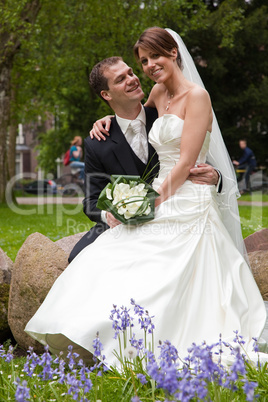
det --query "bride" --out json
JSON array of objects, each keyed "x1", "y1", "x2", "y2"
[{"x1": 25, "y1": 27, "x2": 267, "y2": 366}]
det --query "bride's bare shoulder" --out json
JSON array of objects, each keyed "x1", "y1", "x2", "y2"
[
  {"x1": 187, "y1": 84, "x2": 211, "y2": 104},
  {"x1": 151, "y1": 83, "x2": 166, "y2": 96},
  {"x1": 145, "y1": 84, "x2": 165, "y2": 107}
]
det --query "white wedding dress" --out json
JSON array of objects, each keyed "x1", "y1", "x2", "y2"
[{"x1": 25, "y1": 114, "x2": 267, "y2": 366}]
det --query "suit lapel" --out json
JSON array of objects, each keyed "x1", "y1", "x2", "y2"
[
  {"x1": 144, "y1": 107, "x2": 158, "y2": 163},
  {"x1": 110, "y1": 118, "x2": 140, "y2": 175},
  {"x1": 109, "y1": 107, "x2": 159, "y2": 176}
]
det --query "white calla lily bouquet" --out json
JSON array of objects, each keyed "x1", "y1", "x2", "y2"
[{"x1": 97, "y1": 175, "x2": 160, "y2": 225}]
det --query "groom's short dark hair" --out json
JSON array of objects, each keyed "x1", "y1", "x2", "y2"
[{"x1": 89, "y1": 56, "x2": 122, "y2": 103}]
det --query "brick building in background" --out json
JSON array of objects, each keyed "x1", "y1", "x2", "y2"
[{"x1": 15, "y1": 116, "x2": 55, "y2": 179}]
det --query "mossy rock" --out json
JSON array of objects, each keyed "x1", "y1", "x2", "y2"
[{"x1": 0, "y1": 283, "x2": 12, "y2": 343}]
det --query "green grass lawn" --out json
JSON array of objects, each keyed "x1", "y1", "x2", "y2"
[
  {"x1": 1, "y1": 200, "x2": 268, "y2": 401},
  {"x1": 0, "y1": 201, "x2": 267, "y2": 262},
  {"x1": 239, "y1": 193, "x2": 268, "y2": 202},
  {"x1": 0, "y1": 203, "x2": 94, "y2": 261},
  {"x1": 239, "y1": 205, "x2": 268, "y2": 238}
]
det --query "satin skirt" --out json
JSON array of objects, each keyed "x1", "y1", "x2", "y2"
[{"x1": 25, "y1": 181, "x2": 267, "y2": 366}]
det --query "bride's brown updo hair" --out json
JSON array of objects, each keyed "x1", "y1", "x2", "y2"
[{"x1": 134, "y1": 27, "x2": 183, "y2": 70}]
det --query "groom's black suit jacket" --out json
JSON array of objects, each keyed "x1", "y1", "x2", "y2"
[{"x1": 68, "y1": 106, "x2": 159, "y2": 262}]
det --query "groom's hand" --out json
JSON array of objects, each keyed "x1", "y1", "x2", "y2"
[
  {"x1": 106, "y1": 212, "x2": 121, "y2": 228},
  {"x1": 188, "y1": 163, "x2": 219, "y2": 186}
]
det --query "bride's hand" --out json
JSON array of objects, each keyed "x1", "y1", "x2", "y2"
[
  {"x1": 155, "y1": 198, "x2": 161, "y2": 208},
  {"x1": 89, "y1": 115, "x2": 114, "y2": 141},
  {"x1": 106, "y1": 212, "x2": 121, "y2": 228},
  {"x1": 154, "y1": 190, "x2": 164, "y2": 208}
]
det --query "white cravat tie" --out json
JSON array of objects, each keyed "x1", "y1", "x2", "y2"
[{"x1": 130, "y1": 120, "x2": 148, "y2": 164}]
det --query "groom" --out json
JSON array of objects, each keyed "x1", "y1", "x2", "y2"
[{"x1": 68, "y1": 56, "x2": 220, "y2": 262}]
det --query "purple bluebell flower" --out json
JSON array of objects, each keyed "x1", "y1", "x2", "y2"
[
  {"x1": 110, "y1": 304, "x2": 122, "y2": 339},
  {"x1": 213, "y1": 333, "x2": 223, "y2": 361},
  {"x1": 92, "y1": 331, "x2": 104, "y2": 359},
  {"x1": 54, "y1": 356, "x2": 66, "y2": 384},
  {"x1": 189, "y1": 342, "x2": 224, "y2": 381},
  {"x1": 131, "y1": 299, "x2": 155, "y2": 334},
  {"x1": 150, "y1": 362, "x2": 179, "y2": 395},
  {"x1": 131, "y1": 298, "x2": 144, "y2": 316},
  {"x1": 130, "y1": 335, "x2": 144, "y2": 355},
  {"x1": 252, "y1": 337, "x2": 259, "y2": 353},
  {"x1": 144, "y1": 310, "x2": 155, "y2": 334},
  {"x1": 233, "y1": 330, "x2": 246, "y2": 346},
  {"x1": 67, "y1": 345, "x2": 80, "y2": 370},
  {"x1": 110, "y1": 304, "x2": 134, "y2": 339},
  {"x1": 229, "y1": 347, "x2": 246, "y2": 381},
  {"x1": 14, "y1": 377, "x2": 30, "y2": 402},
  {"x1": 146, "y1": 359, "x2": 159, "y2": 379},
  {"x1": 24, "y1": 347, "x2": 41, "y2": 377},
  {"x1": 39, "y1": 345, "x2": 55, "y2": 380},
  {"x1": 146, "y1": 341, "x2": 181, "y2": 395},
  {"x1": 145, "y1": 348, "x2": 156, "y2": 363},
  {"x1": 2, "y1": 344, "x2": 14, "y2": 362},
  {"x1": 131, "y1": 396, "x2": 141, "y2": 402},
  {"x1": 66, "y1": 372, "x2": 80, "y2": 400},
  {"x1": 120, "y1": 305, "x2": 134, "y2": 331},
  {"x1": 90, "y1": 332, "x2": 108, "y2": 374},
  {"x1": 158, "y1": 340, "x2": 179, "y2": 367},
  {"x1": 175, "y1": 381, "x2": 195, "y2": 401},
  {"x1": 243, "y1": 380, "x2": 258, "y2": 401},
  {"x1": 78, "y1": 363, "x2": 93, "y2": 393},
  {"x1": 137, "y1": 373, "x2": 147, "y2": 385}
]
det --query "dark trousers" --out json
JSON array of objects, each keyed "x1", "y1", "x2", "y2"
[
  {"x1": 68, "y1": 222, "x2": 109, "y2": 263},
  {"x1": 239, "y1": 163, "x2": 255, "y2": 190}
]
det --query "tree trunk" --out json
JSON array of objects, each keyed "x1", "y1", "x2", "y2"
[
  {"x1": 0, "y1": 62, "x2": 11, "y2": 203},
  {"x1": 0, "y1": 0, "x2": 41, "y2": 203},
  {"x1": 8, "y1": 84, "x2": 18, "y2": 181}
]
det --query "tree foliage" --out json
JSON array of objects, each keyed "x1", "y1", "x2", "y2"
[
  {"x1": 16, "y1": 0, "x2": 208, "y2": 174},
  {"x1": 0, "y1": 0, "x2": 41, "y2": 202},
  {"x1": 187, "y1": 0, "x2": 268, "y2": 165},
  {"x1": 1, "y1": 0, "x2": 267, "y2": 188}
]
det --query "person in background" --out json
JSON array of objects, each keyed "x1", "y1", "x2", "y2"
[
  {"x1": 69, "y1": 136, "x2": 85, "y2": 181},
  {"x1": 233, "y1": 139, "x2": 257, "y2": 193}
]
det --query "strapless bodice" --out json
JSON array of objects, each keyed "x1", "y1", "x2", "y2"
[{"x1": 149, "y1": 114, "x2": 210, "y2": 183}]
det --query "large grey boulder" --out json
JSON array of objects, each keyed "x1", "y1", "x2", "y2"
[
  {"x1": 0, "y1": 248, "x2": 13, "y2": 284},
  {"x1": 244, "y1": 229, "x2": 268, "y2": 301},
  {"x1": 0, "y1": 249, "x2": 13, "y2": 343},
  {"x1": 55, "y1": 231, "x2": 87, "y2": 254},
  {"x1": 249, "y1": 249, "x2": 268, "y2": 301},
  {"x1": 244, "y1": 228, "x2": 268, "y2": 253},
  {"x1": 8, "y1": 233, "x2": 68, "y2": 352}
]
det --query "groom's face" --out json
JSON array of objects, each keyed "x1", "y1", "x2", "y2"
[{"x1": 101, "y1": 61, "x2": 144, "y2": 107}]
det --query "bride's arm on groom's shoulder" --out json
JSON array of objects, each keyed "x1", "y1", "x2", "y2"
[{"x1": 89, "y1": 115, "x2": 114, "y2": 141}]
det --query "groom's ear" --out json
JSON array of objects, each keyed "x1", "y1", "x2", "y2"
[{"x1": 101, "y1": 90, "x2": 112, "y2": 102}]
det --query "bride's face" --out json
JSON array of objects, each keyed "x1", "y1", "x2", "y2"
[{"x1": 138, "y1": 47, "x2": 177, "y2": 83}]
